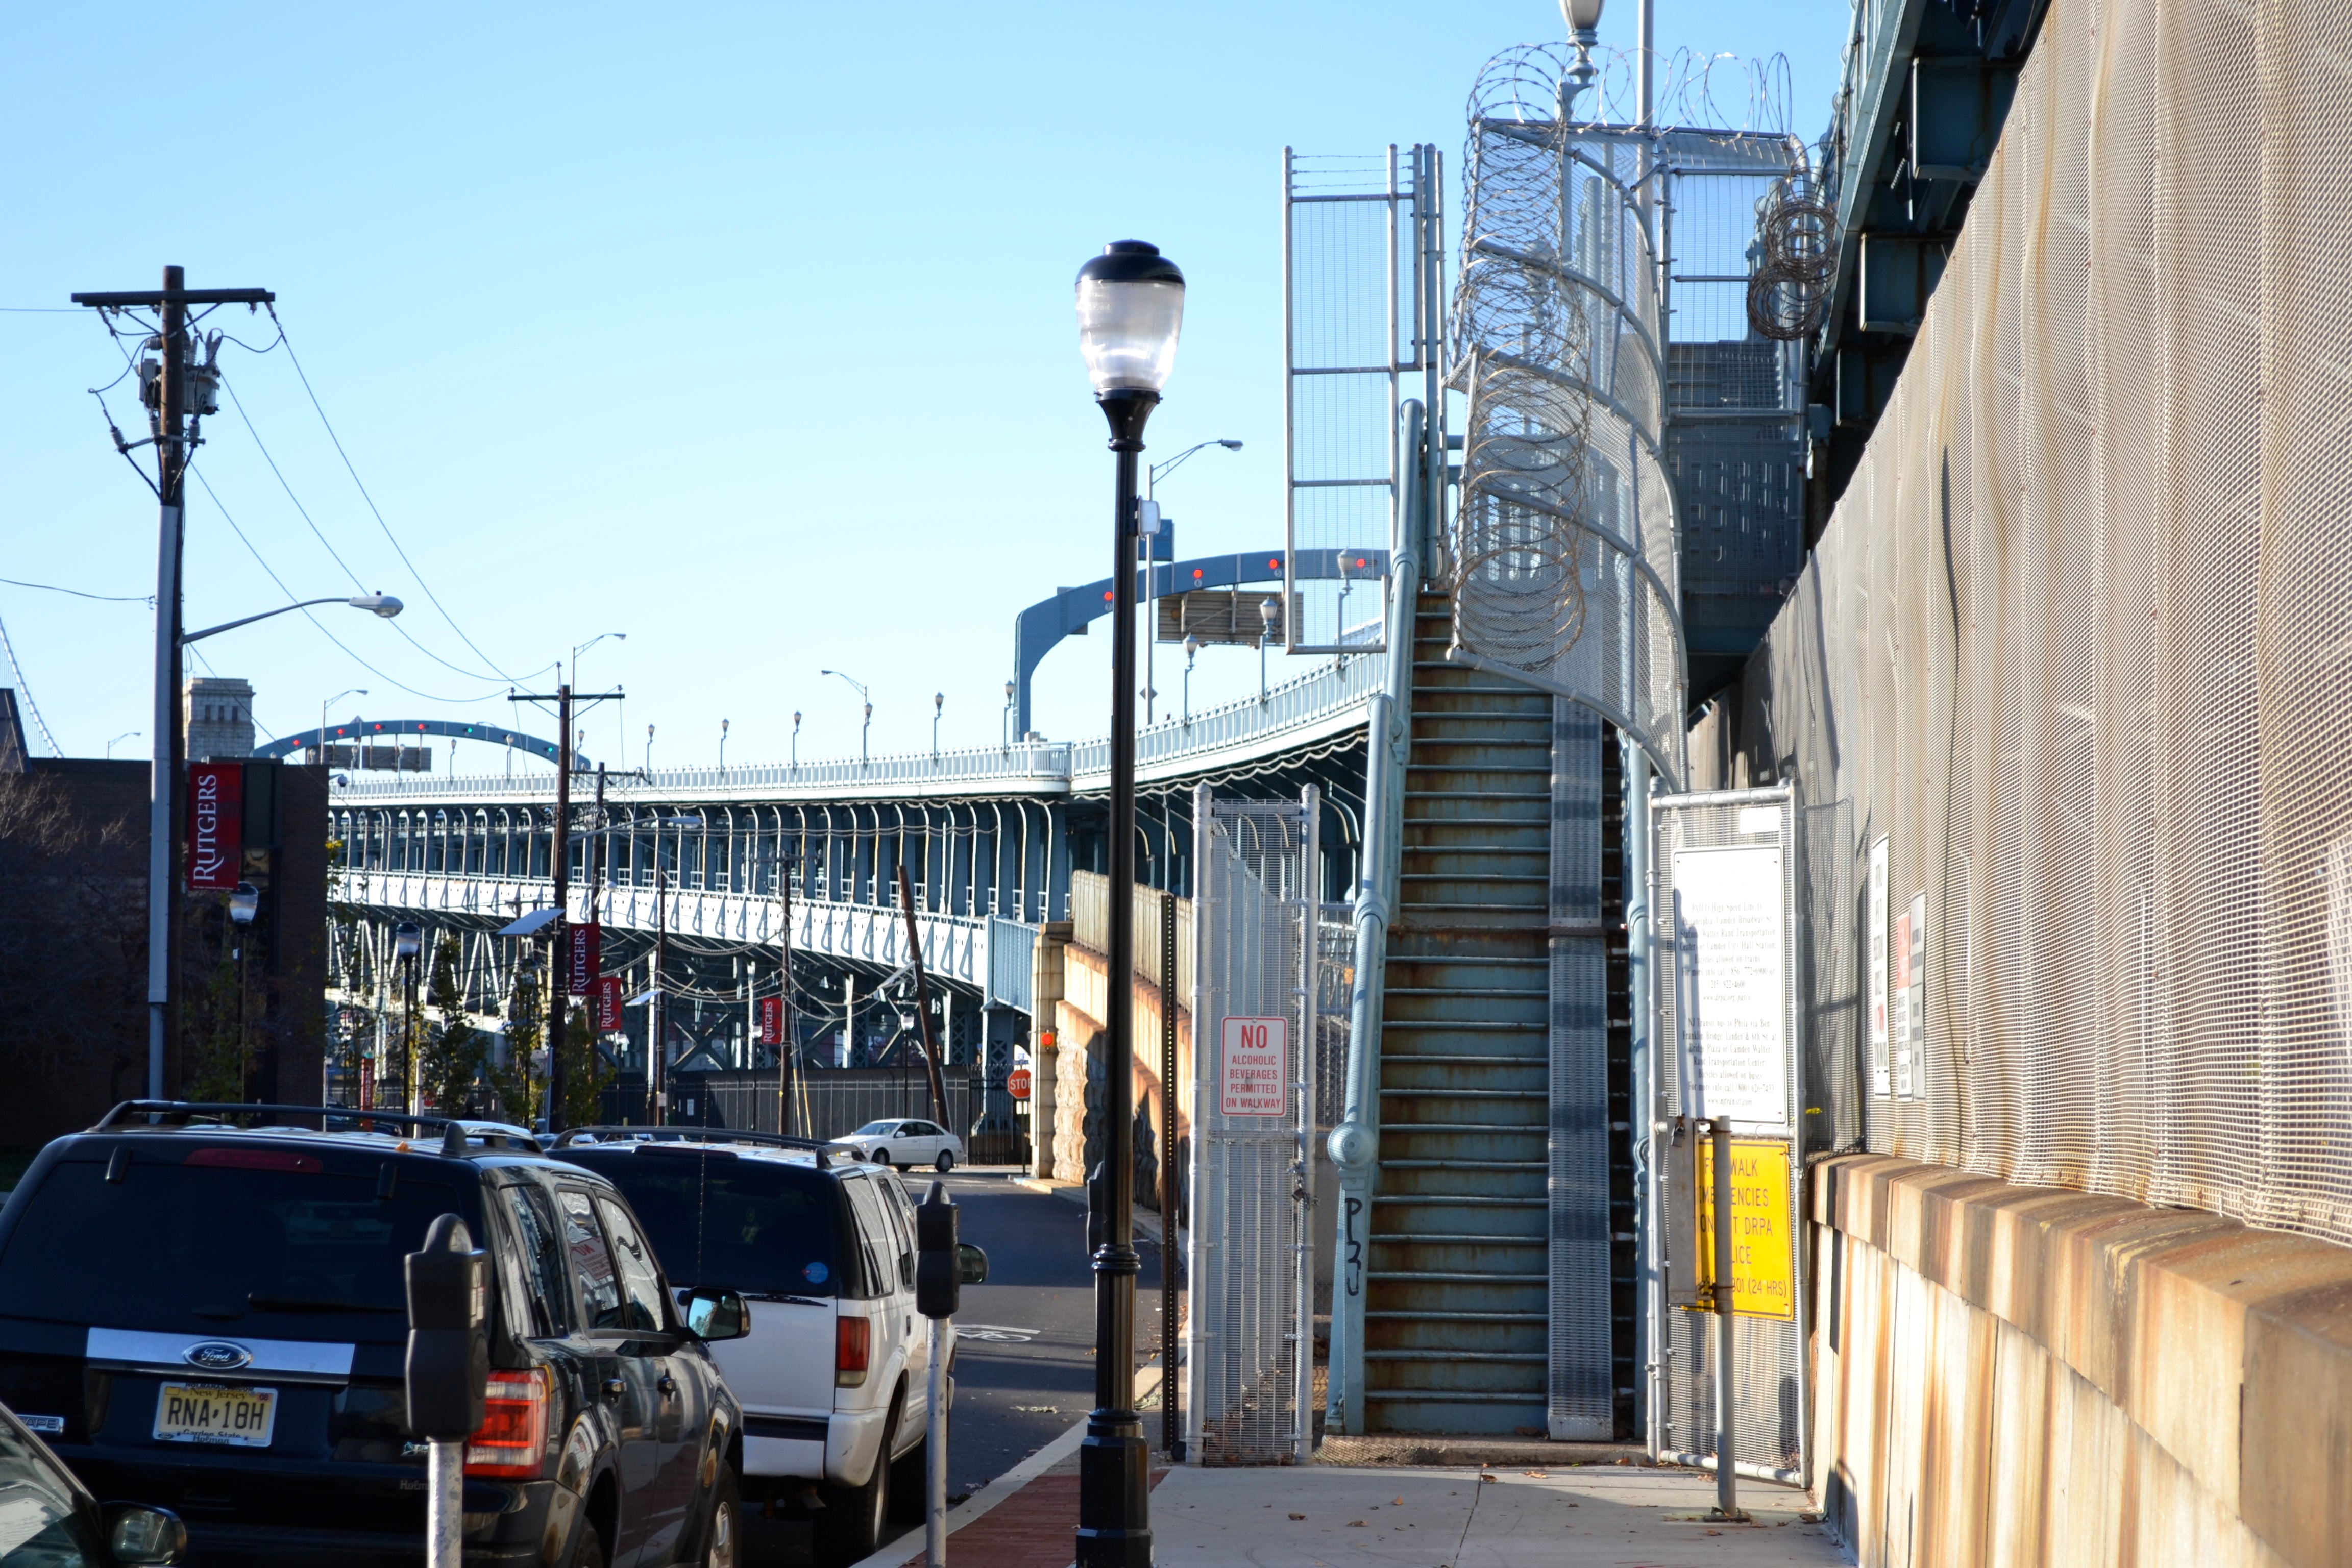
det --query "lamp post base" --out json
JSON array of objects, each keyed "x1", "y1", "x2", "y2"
[{"x1": 1075, "y1": 1411, "x2": 1153, "y2": 1568}]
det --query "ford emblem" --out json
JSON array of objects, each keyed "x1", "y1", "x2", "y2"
[{"x1": 183, "y1": 1341, "x2": 252, "y2": 1372}]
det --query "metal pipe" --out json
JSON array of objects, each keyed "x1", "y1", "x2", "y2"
[
  {"x1": 1328, "y1": 401, "x2": 1424, "y2": 1433},
  {"x1": 1711, "y1": 1118, "x2": 1743, "y2": 1522},
  {"x1": 1628, "y1": 742, "x2": 1658, "y2": 1453},
  {"x1": 926, "y1": 1314, "x2": 950, "y2": 1565},
  {"x1": 1294, "y1": 785, "x2": 1320, "y2": 1466}
]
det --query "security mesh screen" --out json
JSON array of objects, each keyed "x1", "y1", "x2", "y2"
[
  {"x1": 1652, "y1": 789, "x2": 1806, "y2": 1477},
  {"x1": 1186, "y1": 794, "x2": 1317, "y2": 1464},
  {"x1": 1693, "y1": 0, "x2": 2352, "y2": 1250}
]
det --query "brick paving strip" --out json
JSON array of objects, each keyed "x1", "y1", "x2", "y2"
[{"x1": 851, "y1": 1359, "x2": 1165, "y2": 1568}]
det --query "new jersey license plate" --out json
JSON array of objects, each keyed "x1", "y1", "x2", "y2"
[{"x1": 154, "y1": 1383, "x2": 277, "y2": 1446}]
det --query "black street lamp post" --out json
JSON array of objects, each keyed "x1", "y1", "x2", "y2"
[{"x1": 1073, "y1": 238, "x2": 1185, "y2": 1568}]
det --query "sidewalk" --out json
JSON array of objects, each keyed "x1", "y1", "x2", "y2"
[{"x1": 873, "y1": 1455, "x2": 1844, "y2": 1567}]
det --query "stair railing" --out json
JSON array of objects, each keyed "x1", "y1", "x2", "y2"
[{"x1": 1325, "y1": 399, "x2": 1429, "y2": 1434}]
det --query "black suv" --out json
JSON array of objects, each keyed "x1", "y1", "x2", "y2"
[{"x1": 0, "y1": 1102, "x2": 748, "y2": 1568}]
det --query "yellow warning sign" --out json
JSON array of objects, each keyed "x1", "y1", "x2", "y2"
[{"x1": 1690, "y1": 1137, "x2": 1796, "y2": 1321}]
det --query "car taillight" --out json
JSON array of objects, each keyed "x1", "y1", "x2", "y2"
[
  {"x1": 836, "y1": 1315, "x2": 870, "y2": 1387},
  {"x1": 465, "y1": 1368, "x2": 549, "y2": 1479}
]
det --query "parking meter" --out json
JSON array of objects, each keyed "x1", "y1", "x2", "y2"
[
  {"x1": 406, "y1": 1213, "x2": 488, "y2": 1568},
  {"x1": 917, "y1": 1181, "x2": 961, "y2": 1321},
  {"x1": 404, "y1": 1213, "x2": 489, "y2": 1437}
]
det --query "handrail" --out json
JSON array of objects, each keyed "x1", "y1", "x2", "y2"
[{"x1": 1325, "y1": 398, "x2": 1427, "y2": 1435}]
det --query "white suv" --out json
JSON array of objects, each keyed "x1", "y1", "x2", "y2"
[
  {"x1": 834, "y1": 1119, "x2": 965, "y2": 1173},
  {"x1": 556, "y1": 1129, "x2": 980, "y2": 1566}
]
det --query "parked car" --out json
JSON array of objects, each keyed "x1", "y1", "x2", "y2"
[
  {"x1": 553, "y1": 1129, "x2": 984, "y2": 1567},
  {"x1": 0, "y1": 1399, "x2": 187, "y2": 1565},
  {"x1": 828, "y1": 1120, "x2": 964, "y2": 1173},
  {"x1": 0, "y1": 1102, "x2": 749, "y2": 1568}
]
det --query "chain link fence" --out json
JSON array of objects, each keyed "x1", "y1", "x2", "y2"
[
  {"x1": 1695, "y1": 0, "x2": 2352, "y2": 1248},
  {"x1": 1184, "y1": 790, "x2": 1320, "y2": 1464}
]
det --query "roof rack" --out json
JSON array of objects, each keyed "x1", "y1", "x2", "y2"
[
  {"x1": 552, "y1": 1125, "x2": 834, "y2": 1167},
  {"x1": 92, "y1": 1101, "x2": 513, "y2": 1159},
  {"x1": 95, "y1": 1100, "x2": 456, "y2": 1133}
]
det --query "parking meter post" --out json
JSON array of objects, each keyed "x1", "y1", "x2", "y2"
[
  {"x1": 916, "y1": 1181, "x2": 960, "y2": 1566},
  {"x1": 405, "y1": 1214, "x2": 489, "y2": 1568}
]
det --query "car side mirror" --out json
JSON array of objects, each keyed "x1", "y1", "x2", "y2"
[
  {"x1": 105, "y1": 1504, "x2": 187, "y2": 1565},
  {"x1": 957, "y1": 1243, "x2": 988, "y2": 1286},
  {"x1": 680, "y1": 1287, "x2": 749, "y2": 1341}
]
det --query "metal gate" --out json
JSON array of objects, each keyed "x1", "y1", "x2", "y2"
[
  {"x1": 1649, "y1": 783, "x2": 1810, "y2": 1486},
  {"x1": 1183, "y1": 786, "x2": 1320, "y2": 1464}
]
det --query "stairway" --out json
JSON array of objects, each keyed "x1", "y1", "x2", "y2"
[{"x1": 1361, "y1": 591, "x2": 1556, "y2": 1433}]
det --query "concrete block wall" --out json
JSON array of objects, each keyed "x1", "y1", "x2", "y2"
[{"x1": 1810, "y1": 1155, "x2": 2352, "y2": 1567}]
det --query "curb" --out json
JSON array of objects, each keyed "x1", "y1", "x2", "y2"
[{"x1": 845, "y1": 1356, "x2": 1166, "y2": 1568}]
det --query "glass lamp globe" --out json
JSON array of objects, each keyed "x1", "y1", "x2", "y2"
[
  {"x1": 1075, "y1": 241, "x2": 1186, "y2": 396},
  {"x1": 1561, "y1": 0, "x2": 1604, "y2": 28}
]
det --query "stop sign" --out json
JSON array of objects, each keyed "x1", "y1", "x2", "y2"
[{"x1": 1008, "y1": 1067, "x2": 1032, "y2": 1101}]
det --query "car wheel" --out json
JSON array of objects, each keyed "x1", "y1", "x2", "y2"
[
  {"x1": 815, "y1": 1400, "x2": 895, "y2": 1566},
  {"x1": 569, "y1": 1518, "x2": 608, "y2": 1568},
  {"x1": 703, "y1": 1463, "x2": 741, "y2": 1568},
  {"x1": 869, "y1": 1147, "x2": 889, "y2": 1167},
  {"x1": 935, "y1": 1152, "x2": 954, "y2": 1173}
]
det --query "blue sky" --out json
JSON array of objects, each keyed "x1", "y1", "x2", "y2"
[{"x1": 0, "y1": 2, "x2": 1850, "y2": 770}]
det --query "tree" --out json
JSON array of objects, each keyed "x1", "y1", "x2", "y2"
[
  {"x1": 555, "y1": 1000, "x2": 609, "y2": 1131},
  {"x1": 486, "y1": 962, "x2": 542, "y2": 1128},
  {"x1": 416, "y1": 938, "x2": 487, "y2": 1115}
]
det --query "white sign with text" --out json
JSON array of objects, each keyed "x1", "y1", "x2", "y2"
[
  {"x1": 1674, "y1": 844, "x2": 1790, "y2": 1128},
  {"x1": 1218, "y1": 1016, "x2": 1289, "y2": 1118}
]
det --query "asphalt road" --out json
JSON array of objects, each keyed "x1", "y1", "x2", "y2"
[{"x1": 868, "y1": 1168, "x2": 1166, "y2": 1559}]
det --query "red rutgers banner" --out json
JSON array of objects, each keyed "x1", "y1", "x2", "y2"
[
  {"x1": 593, "y1": 974, "x2": 624, "y2": 1033},
  {"x1": 567, "y1": 922, "x2": 601, "y2": 997},
  {"x1": 756, "y1": 995, "x2": 784, "y2": 1047},
  {"x1": 186, "y1": 763, "x2": 243, "y2": 890}
]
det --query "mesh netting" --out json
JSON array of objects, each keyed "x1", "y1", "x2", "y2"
[
  {"x1": 1696, "y1": 0, "x2": 2352, "y2": 1247},
  {"x1": 1449, "y1": 46, "x2": 1686, "y2": 785}
]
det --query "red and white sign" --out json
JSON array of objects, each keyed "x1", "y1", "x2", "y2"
[
  {"x1": 756, "y1": 995, "x2": 785, "y2": 1047},
  {"x1": 185, "y1": 762, "x2": 243, "y2": 890},
  {"x1": 1218, "y1": 1016, "x2": 1288, "y2": 1118},
  {"x1": 566, "y1": 922, "x2": 601, "y2": 997},
  {"x1": 593, "y1": 975, "x2": 624, "y2": 1033},
  {"x1": 1007, "y1": 1066, "x2": 1032, "y2": 1101}
]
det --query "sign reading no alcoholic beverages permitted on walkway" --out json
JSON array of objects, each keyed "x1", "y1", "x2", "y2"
[{"x1": 1219, "y1": 1016, "x2": 1288, "y2": 1117}]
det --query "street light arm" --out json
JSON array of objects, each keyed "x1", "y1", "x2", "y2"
[{"x1": 183, "y1": 594, "x2": 403, "y2": 646}]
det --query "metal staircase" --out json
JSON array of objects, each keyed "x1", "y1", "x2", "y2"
[{"x1": 1359, "y1": 590, "x2": 1556, "y2": 1433}]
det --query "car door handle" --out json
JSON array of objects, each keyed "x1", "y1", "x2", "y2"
[
  {"x1": 657, "y1": 1374, "x2": 677, "y2": 1398},
  {"x1": 601, "y1": 1378, "x2": 626, "y2": 1403}
]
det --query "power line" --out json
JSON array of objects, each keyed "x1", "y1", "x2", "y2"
[
  {"x1": 266, "y1": 305, "x2": 523, "y2": 684},
  {"x1": 216, "y1": 373, "x2": 511, "y2": 685},
  {"x1": 187, "y1": 466, "x2": 523, "y2": 706},
  {"x1": 0, "y1": 607, "x2": 60, "y2": 756},
  {"x1": 0, "y1": 576, "x2": 152, "y2": 604}
]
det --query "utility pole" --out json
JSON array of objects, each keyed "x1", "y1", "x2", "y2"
[
  {"x1": 894, "y1": 864, "x2": 952, "y2": 1126},
  {"x1": 72, "y1": 268, "x2": 274, "y2": 1099},
  {"x1": 508, "y1": 681, "x2": 620, "y2": 1133},
  {"x1": 778, "y1": 843, "x2": 797, "y2": 1138},
  {"x1": 651, "y1": 864, "x2": 669, "y2": 1123}
]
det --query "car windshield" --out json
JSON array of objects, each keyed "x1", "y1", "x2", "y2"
[
  {"x1": 0, "y1": 1152, "x2": 466, "y2": 1341},
  {"x1": 852, "y1": 1121, "x2": 898, "y2": 1137},
  {"x1": 560, "y1": 1151, "x2": 842, "y2": 1298},
  {"x1": 0, "y1": 1417, "x2": 101, "y2": 1566}
]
